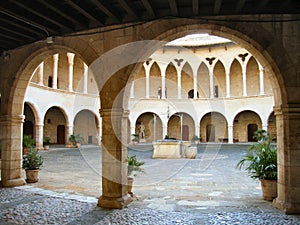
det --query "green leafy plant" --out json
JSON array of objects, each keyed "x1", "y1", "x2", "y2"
[
  {"x1": 43, "y1": 137, "x2": 51, "y2": 145},
  {"x1": 22, "y1": 147, "x2": 43, "y2": 170},
  {"x1": 127, "y1": 155, "x2": 145, "y2": 177},
  {"x1": 23, "y1": 135, "x2": 36, "y2": 148},
  {"x1": 191, "y1": 135, "x2": 200, "y2": 142},
  {"x1": 69, "y1": 133, "x2": 84, "y2": 146},
  {"x1": 164, "y1": 134, "x2": 169, "y2": 139},
  {"x1": 236, "y1": 130, "x2": 277, "y2": 180}
]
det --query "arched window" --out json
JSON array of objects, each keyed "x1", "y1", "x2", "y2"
[
  {"x1": 48, "y1": 76, "x2": 53, "y2": 88},
  {"x1": 188, "y1": 89, "x2": 199, "y2": 98}
]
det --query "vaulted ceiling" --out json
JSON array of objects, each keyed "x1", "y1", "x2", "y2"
[{"x1": 0, "y1": 0, "x2": 299, "y2": 54}]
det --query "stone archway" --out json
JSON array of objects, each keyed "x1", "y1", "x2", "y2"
[{"x1": 1, "y1": 18, "x2": 299, "y2": 213}]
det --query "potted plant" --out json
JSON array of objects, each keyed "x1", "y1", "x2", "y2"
[
  {"x1": 22, "y1": 135, "x2": 36, "y2": 154},
  {"x1": 236, "y1": 129, "x2": 277, "y2": 200},
  {"x1": 43, "y1": 137, "x2": 51, "y2": 150},
  {"x1": 68, "y1": 133, "x2": 84, "y2": 148},
  {"x1": 127, "y1": 155, "x2": 145, "y2": 197},
  {"x1": 22, "y1": 147, "x2": 43, "y2": 183},
  {"x1": 191, "y1": 135, "x2": 200, "y2": 144}
]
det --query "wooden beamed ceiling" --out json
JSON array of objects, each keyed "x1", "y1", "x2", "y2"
[{"x1": 0, "y1": 0, "x2": 299, "y2": 53}]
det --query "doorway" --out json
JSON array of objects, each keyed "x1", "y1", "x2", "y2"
[
  {"x1": 206, "y1": 124, "x2": 215, "y2": 142},
  {"x1": 57, "y1": 125, "x2": 65, "y2": 144},
  {"x1": 248, "y1": 124, "x2": 258, "y2": 142}
]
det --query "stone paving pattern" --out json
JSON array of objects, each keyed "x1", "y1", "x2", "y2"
[{"x1": 1, "y1": 144, "x2": 300, "y2": 224}]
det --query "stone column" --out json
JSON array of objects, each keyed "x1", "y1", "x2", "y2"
[
  {"x1": 66, "y1": 125, "x2": 73, "y2": 146},
  {"x1": 67, "y1": 53, "x2": 75, "y2": 92},
  {"x1": 242, "y1": 66, "x2": 247, "y2": 96},
  {"x1": 130, "y1": 81, "x2": 135, "y2": 98},
  {"x1": 177, "y1": 68, "x2": 182, "y2": 99},
  {"x1": 162, "y1": 125, "x2": 168, "y2": 138},
  {"x1": 83, "y1": 63, "x2": 88, "y2": 94},
  {"x1": 35, "y1": 124, "x2": 44, "y2": 150},
  {"x1": 98, "y1": 108, "x2": 131, "y2": 209},
  {"x1": 0, "y1": 115, "x2": 26, "y2": 187},
  {"x1": 195, "y1": 124, "x2": 200, "y2": 140},
  {"x1": 209, "y1": 68, "x2": 214, "y2": 98},
  {"x1": 259, "y1": 65, "x2": 265, "y2": 95},
  {"x1": 193, "y1": 69, "x2": 198, "y2": 99},
  {"x1": 161, "y1": 73, "x2": 166, "y2": 99},
  {"x1": 37, "y1": 62, "x2": 44, "y2": 86},
  {"x1": 226, "y1": 70, "x2": 230, "y2": 97},
  {"x1": 228, "y1": 125, "x2": 233, "y2": 144},
  {"x1": 53, "y1": 53, "x2": 59, "y2": 89},
  {"x1": 145, "y1": 68, "x2": 150, "y2": 98},
  {"x1": 273, "y1": 105, "x2": 300, "y2": 213}
]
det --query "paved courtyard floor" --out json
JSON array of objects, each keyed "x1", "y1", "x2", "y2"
[{"x1": 1, "y1": 143, "x2": 300, "y2": 224}]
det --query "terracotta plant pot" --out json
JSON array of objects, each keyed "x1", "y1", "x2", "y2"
[
  {"x1": 25, "y1": 169, "x2": 40, "y2": 183},
  {"x1": 261, "y1": 179, "x2": 277, "y2": 201},
  {"x1": 127, "y1": 177, "x2": 134, "y2": 197}
]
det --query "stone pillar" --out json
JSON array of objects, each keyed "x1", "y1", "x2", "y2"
[
  {"x1": 83, "y1": 63, "x2": 88, "y2": 94},
  {"x1": 66, "y1": 125, "x2": 73, "y2": 146},
  {"x1": 53, "y1": 53, "x2": 59, "y2": 89},
  {"x1": 273, "y1": 105, "x2": 300, "y2": 214},
  {"x1": 98, "y1": 108, "x2": 131, "y2": 209},
  {"x1": 209, "y1": 68, "x2": 214, "y2": 99},
  {"x1": 162, "y1": 125, "x2": 168, "y2": 138},
  {"x1": 161, "y1": 73, "x2": 166, "y2": 99},
  {"x1": 259, "y1": 65, "x2": 265, "y2": 95},
  {"x1": 0, "y1": 115, "x2": 26, "y2": 187},
  {"x1": 242, "y1": 66, "x2": 247, "y2": 96},
  {"x1": 262, "y1": 123, "x2": 268, "y2": 131},
  {"x1": 37, "y1": 62, "x2": 44, "y2": 86},
  {"x1": 177, "y1": 68, "x2": 181, "y2": 99},
  {"x1": 130, "y1": 125, "x2": 136, "y2": 136},
  {"x1": 226, "y1": 71, "x2": 230, "y2": 97},
  {"x1": 228, "y1": 125, "x2": 233, "y2": 144},
  {"x1": 67, "y1": 52, "x2": 75, "y2": 92},
  {"x1": 130, "y1": 81, "x2": 135, "y2": 98},
  {"x1": 145, "y1": 68, "x2": 150, "y2": 98},
  {"x1": 195, "y1": 124, "x2": 200, "y2": 140},
  {"x1": 35, "y1": 124, "x2": 44, "y2": 150},
  {"x1": 193, "y1": 70, "x2": 198, "y2": 99}
]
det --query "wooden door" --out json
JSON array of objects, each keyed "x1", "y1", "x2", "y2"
[
  {"x1": 248, "y1": 124, "x2": 258, "y2": 142},
  {"x1": 182, "y1": 125, "x2": 189, "y2": 141},
  {"x1": 206, "y1": 124, "x2": 215, "y2": 142},
  {"x1": 57, "y1": 125, "x2": 65, "y2": 144}
]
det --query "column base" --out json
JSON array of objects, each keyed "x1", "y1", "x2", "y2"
[
  {"x1": 98, "y1": 194, "x2": 132, "y2": 209},
  {"x1": 1, "y1": 178, "x2": 26, "y2": 187},
  {"x1": 273, "y1": 198, "x2": 300, "y2": 214}
]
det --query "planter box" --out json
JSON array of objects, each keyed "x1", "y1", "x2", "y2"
[{"x1": 152, "y1": 141, "x2": 182, "y2": 158}]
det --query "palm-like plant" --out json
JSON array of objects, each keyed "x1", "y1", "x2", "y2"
[
  {"x1": 127, "y1": 155, "x2": 145, "y2": 177},
  {"x1": 236, "y1": 130, "x2": 277, "y2": 180}
]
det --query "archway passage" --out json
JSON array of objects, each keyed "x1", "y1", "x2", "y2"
[
  {"x1": 74, "y1": 110, "x2": 100, "y2": 145},
  {"x1": 23, "y1": 103, "x2": 35, "y2": 138},
  {"x1": 167, "y1": 113, "x2": 195, "y2": 141},
  {"x1": 44, "y1": 107, "x2": 67, "y2": 145},
  {"x1": 135, "y1": 112, "x2": 163, "y2": 142},
  {"x1": 1, "y1": 16, "x2": 299, "y2": 214},
  {"x1": 233, "y1": 111, "x2": 262, "y2": 143},
  {"x1": 200, "y1": 112, "x2": 228, "y2": 143}
]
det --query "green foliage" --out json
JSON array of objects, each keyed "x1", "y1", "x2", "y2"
[
  {"x1": 191, "y1": 135, "x2": 200, "y2": 142},
  {"x1": 23, "y1": 135, "x2": 36, "y2": 148},
  {"x1": 164, "y1": 135, "x2": 169, "y2": 139},
  {"x1": 43, "y1": 137, "x2": 51, "y2": 145},
  {"x1": 236, "y1": 130, "x2": 277, "y2": 180},
  {"x1": 22, "y1": 148, "x2": 43, "y2": 170},
  {"x1": 127, "y1": 155, "x2": 145, "y2": 177},
  {"x1": 69, "y1": 133, "x2": 84, "y2": 145}
]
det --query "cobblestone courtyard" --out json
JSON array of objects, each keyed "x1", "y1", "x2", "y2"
[{"x1": 1, "y1": 144, "x2": 300, "y2": 224}]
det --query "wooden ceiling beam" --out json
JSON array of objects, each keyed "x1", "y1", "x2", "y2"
[
  {"x1": 37, "y1": 0, "x2": 84, "y2": 28},
  {"x1": 214, "y1": 0, "x2": 222, "y2": 15},
  {"x1": 90, "y1": 0, "x2": 120, "y2": 22},
  {"x1": 168, "y1": 0, "x2": 178, "y2": 16},
  {"x1": 117, "y1": 0, "x2": 138, "y2": 19},
  {"x1": 141, "y1": 0, "x2": 156, "y2": 19}
]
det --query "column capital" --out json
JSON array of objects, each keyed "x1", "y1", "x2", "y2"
[
  {"x1": 0, "y1": 114, "x2": 25, "y2": 124},
  {"x1": 100, "y1": 108, "x2": 130, "y2": 118}
]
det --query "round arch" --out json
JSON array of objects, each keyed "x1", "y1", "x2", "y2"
[{"x1": 167, "y1": 112, "x2": 195, "y2": 141}]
